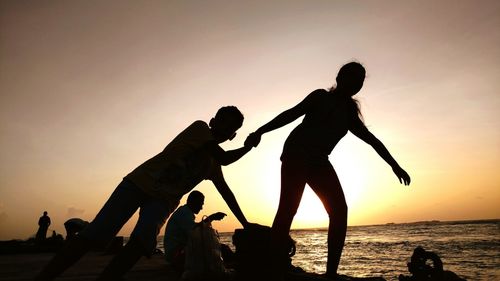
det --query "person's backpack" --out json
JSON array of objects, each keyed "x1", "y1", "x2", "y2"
[
  {"x1": 232, "y1": 225, "x2": 296, "y2": 280},
  {"x1": 182, "y1": 219, "x2": 232, "y2": 281}
]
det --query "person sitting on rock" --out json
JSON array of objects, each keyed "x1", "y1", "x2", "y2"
[{"x1": 163, "y1": 190, "x2": 228, "y2": 271}]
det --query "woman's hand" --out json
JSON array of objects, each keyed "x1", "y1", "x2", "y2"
[
  {"x1": 244, "y1": 132, "x2": 261, "y2": 148},
  {"x1": 393, "y1": 166, "x2": 411, "y2": 186}
]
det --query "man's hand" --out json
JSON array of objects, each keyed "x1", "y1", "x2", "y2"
[
  {"x1": 207, "y1": 212, "x2": 227, "y2": 221},
  {"x1": 244, "y1": 132, "x2": 261, "y2": 148}
]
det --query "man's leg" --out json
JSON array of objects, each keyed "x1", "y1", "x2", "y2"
[
  {"x1": 97, "y1": 194, "x2": 172, "y2": 280},
  {"x1": 97, "y1": 237, "x2": 145, "y2": 281},
  {"x1": 35, "y1": 180, "x2": 141, "y2": 281},
  {"x1": 34, "y1": 236, "x2": 92, "y2": 281}
]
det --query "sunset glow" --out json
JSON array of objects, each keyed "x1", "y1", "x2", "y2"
[{"x1": 1, "y1": 0, "x2": 499, "y2": 240}]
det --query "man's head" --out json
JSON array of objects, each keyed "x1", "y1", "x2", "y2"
[
  {"x1": 186, "y1": 190, "x2": 205, "y2": 214},
  {"x1": 209, "y1": 106, "x2": 244, "y2": 143}
]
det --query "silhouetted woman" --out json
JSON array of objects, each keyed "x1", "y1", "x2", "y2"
[{"x1": 247, "y1": 62, "x2": 411, "y2": 279}]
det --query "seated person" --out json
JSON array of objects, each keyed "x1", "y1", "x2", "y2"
[
  {"x1": 64, "y1": 218, "x2": 90, "y2": 240},
  {"x1": 163, "y1": 190, "x2": 227, "y2": 271}
]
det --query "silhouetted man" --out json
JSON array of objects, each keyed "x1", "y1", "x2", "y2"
[
  {"x1": 163, "y1": 190, "x2": 226, "y2": 270},
  {"x1": 36, "y1": 211, "x2": 51, "y2": 241},
  {"x1": 35, "y1": 106, "x2": 255, "y2": 281}
]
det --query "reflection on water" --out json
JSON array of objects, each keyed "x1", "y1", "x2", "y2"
[
  {"x1": 290, "y1": 220, "x2": 499, "y2": 281},
  {"x1": 159, "y1": 220, "x2": 499, "y2": 281}
]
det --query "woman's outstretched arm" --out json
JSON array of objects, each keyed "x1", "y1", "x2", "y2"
[
  {"x1": 350, "y1": 117, "x2": 411, "y2": 185},
  {"x1": 246, "y1": 91, "x2": 317, "y2": 147}
]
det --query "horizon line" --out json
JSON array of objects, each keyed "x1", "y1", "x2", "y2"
[{"x1": 219, "y1": 217, "x2": 500, "y2": 234}]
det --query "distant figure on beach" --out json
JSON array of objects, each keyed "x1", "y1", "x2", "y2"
[
  {"x1": 50, "y1": 231, "x2": 64, "y2": 243},
  {"x1": 245, "y1": 61, "x2": 411, "y2": 279},
  {"x1": 36, "y1": 211, "x2": 51, "y2": 241},
  {"x1": 64, "y1": 218, "x2": 89, "y2": 240},
  {"x1": 35, "y1": 106, "x2": 256, "y2": 281},
  {"x1": 163, "y1": 190, "x2": 228, "y2": 271}
]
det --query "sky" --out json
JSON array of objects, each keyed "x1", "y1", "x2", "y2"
[{"x1": 0, "y1": 0, "x2": 499, "y2": 240}]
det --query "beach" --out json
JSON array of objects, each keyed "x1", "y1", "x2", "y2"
[{"x1": 0, "y1": 252, "x2": 179, "y2": 281}]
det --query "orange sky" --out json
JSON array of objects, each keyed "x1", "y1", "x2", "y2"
[{"x1": 1, "y1": 0, "x2": 499, "y2": 240}]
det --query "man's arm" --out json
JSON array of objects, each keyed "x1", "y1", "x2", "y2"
[
  {"x1": 205, "y1": 212, "x2": 227, "y2": 222},
  {"x1": 211, "y1": 167, "x2": 249, "y2": 228},
  {"x1": 165, "y1": 208, "x2": 196, "y2": 244},
  {"x1": 179, "y1": 212, "x2": 196, "y2": 236},
  {"x1": 205, "y1": 142, "x2": 252, "y2": 166}
]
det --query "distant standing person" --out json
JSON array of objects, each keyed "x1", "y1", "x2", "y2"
[
  {"x1": 35, "y1": 106, "x2": 256, "y2": 281},
  {"x1": 36, "y1": 211, "x2": 51, "y2": 241},
  {"x1": 246, "y1": 62, "x2": 411, "y2": 279}
]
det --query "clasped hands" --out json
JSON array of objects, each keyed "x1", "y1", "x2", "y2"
[{"x1": 244, "y1": 132, "x2": 261, "y2": 148}]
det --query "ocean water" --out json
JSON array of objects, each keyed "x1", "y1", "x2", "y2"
[{"x1": 157, "y1": 220, "x2": 500, "y2": 281}]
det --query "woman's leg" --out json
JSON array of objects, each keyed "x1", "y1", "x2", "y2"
[
  {"x1": 271, "y1": 160, "x2": 307, "y2": 272},
  {"x1": 307, "y1": 164, "x2": 348, "y2": 278}
]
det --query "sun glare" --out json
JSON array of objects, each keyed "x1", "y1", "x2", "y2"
[
  {"x1": 291, "y1": 142, "x2": 371, "y2": 229},
  {"x1": 293, "y1": 188, "x2": 329, "y2": 229}
]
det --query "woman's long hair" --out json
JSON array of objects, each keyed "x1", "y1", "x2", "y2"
[{"x1": 328, "y1": 62, "x2": 365, "y2": 121}]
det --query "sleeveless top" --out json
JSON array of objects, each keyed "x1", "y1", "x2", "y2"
[{"x1": 281, "y1": 89, "x2": 359, "y2": 165}]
